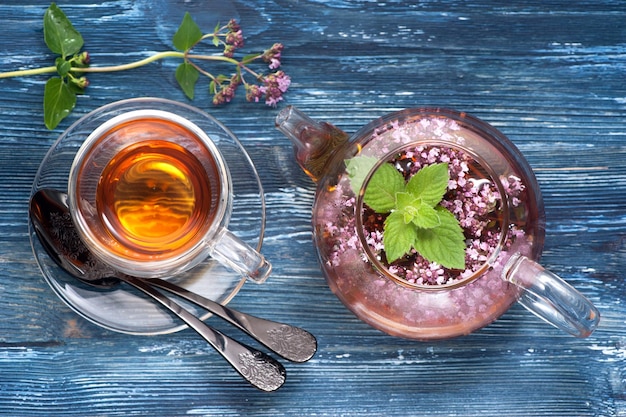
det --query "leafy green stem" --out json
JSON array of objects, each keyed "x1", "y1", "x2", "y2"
[
  {"x1": 0, "y1": 3, "x2": 291, "y2": 130},
  {"x1": 186, "y1": 53, "x2": 240, "y2": 66},
  {"x1": 0, "y1": 51, "x2": 186, "y2": 79},
  {"x1": 73, "y1": 51, "x2": 186, "y2": 73},
  {"x1": 187, "y1": 54, "x2": 263, "y2": 80},
  {"x1": 0, "y1": 66, "x2": 58, "y2": 78},
  {"x1": 0, "y1": 51, "x2": 252, "y2": 77}
]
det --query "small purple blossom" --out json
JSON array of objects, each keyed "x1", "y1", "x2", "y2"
[
  {"x1": 212, "y1": 85, "x2": 235, "y2": 105},
  {"x1": 245, "y1": 84, "x2": 263, "y2": 103},
  {"x1": 212, "y1": 74, "x2": 241, "y2": 105},
  {"x1": 262, "y1": 43, "x2": 284, "y2": 70},
  {"x1": 212, "y1": 82, "x2": 235, "y2": 105},
  {"x1": 223, "y1": 45, "x2": 236, "y2": 58},
  {"x1": 259, "y1": 70, "x2": 291, "y2": 107},
  {"x1": 225, "y1": 30, "x2": 244, "y2": 49},
  {"x1": 227, "y1": 19, "x2": 240, "y2": 32},
  {"x1": 225, "y1": 19, "x2": 244, "y2": 48},
  {"x1": 192, "y1": 19, "x2": 291, "y2": 107}
]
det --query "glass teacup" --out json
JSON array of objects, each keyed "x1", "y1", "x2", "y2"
[{"x1": 68, "y1": 107, "x2": 270, "y2": 282}]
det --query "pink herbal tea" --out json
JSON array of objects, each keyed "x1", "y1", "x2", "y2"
[
  {"x1": 312, "y1": 115, "x2": 542, "y2": 339},
  {"x1": 280, "y1": 105, "x2": 597, "y2": 339}
]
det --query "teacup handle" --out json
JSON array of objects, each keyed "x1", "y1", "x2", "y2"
[
  {"x1": 503, "y1": 253, "x2": 600, "y2": 337},
  {"x1": 209, "y1": 228, "x2": 272, "y2": 284}
]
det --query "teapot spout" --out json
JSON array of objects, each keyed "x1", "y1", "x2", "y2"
[{"x1": 276, "y1": 106, "x2": 349, "y2": 182}]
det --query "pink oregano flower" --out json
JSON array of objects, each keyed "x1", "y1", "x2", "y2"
[{"x1": 210, "y1": 22, "x2": 291, "y2": 107}]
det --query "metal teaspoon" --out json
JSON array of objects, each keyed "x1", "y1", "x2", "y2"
[
  {"x1": 30, "y1": 189, "x2": 287, "y2": 392},
  {"x1": 32, "y1": 189, "x2": 316, "y2": 362}
]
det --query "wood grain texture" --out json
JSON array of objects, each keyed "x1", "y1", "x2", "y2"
[{"x1": 0, "y1": 0, "x2": 625, "y2": 415}]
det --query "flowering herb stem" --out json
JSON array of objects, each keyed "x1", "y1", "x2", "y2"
[
  {"x1": 0, "y1": 3, "x2": 291, "y2": 130},
  {"x1": 73, "y1": 51, "x2": 187, "y2": 73},
  {"x1": 0, "y1": 66, "x2": 58, "y2": 78}
]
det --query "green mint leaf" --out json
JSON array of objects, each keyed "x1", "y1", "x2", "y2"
[
  {"x1": 43, "y1": 3, "x2": 84, "y2": 58},
  {"x1": 395, "y1": 192, "x2": 437, "y2": 229},
  {"x1": 412, "y1": 203, "x2": 441, "y2": 229},
  {"x1": 346, "y1": 156, "x2": 378, "y2": 194},
  {"x1": 413, "y1": 207, "x2": 466, "y2": 269},
  {"x1": 395, "y1": 192, "x2": 420, "y2": 223},
  {"x1": 175, "y1": 62, "x2": 199, "y2": 99},
  {"x1": 406, "y1": 162, "x2": 449, "y2": 207},
  {"x1": 361, "y1": 160, "x2": 466, "y2": 266},
  {"x1": 396, "y1": 191, "x2": 442, "y2": 229},
  {"x1": 383, "y1": 211, "x2": 417, "y2": 263},
  {"x1": 395, "y1": 191, "x2": 418, "y2": 210},
  {"x1": 173, "y1": 12, "x2": 203, "y2": 51},
  {"x1": 44, "y1": 77, "x2": 76, "y2": 130},
  {"x1": 363, "y1": 162, "x2": 405, "y2": 213}
]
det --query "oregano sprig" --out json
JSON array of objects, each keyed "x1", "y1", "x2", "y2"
[
  {"x1": 0, "y1": 3, "x2": 290, "y2": 129},
  {"x1": 350, "y1": 158, "x2": 466, "y2": 269}
]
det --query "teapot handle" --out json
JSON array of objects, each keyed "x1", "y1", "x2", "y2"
[{"x1": 503, "y1": 253, "x2": 600, "y2": 337}]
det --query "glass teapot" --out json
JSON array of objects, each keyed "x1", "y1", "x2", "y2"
[{"x1": 276, "y1": 106, "x2": 600, "y2": 340}]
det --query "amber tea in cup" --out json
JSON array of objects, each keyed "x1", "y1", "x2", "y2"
[
  {"x1": 95, "y1": 120, "x2": 220, "y2": 258},
  {"x1": 69, "y1": 109, "x2": 270, "y2": 281}
]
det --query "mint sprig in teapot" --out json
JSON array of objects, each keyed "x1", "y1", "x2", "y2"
[{"x1": 277, "y1": 106, "x2": 600, "y2": 340}]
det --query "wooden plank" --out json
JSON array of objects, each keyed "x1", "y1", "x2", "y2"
[{"x1": 0, "y1": 0, "x2": 624, "y2": 415}]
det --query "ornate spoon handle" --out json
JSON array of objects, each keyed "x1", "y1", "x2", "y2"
[
  {"x1": 149, "y1": 278, "x2": 317, "y2": 363},
  {"x1": 122, "y1": 275, "x2": 286, "y2": 392}
]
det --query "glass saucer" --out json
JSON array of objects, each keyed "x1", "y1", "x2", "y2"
[{"x1": 29, "y1": 98, "x2": 266, "y2": 335}]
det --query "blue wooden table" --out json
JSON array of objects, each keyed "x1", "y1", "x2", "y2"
[{"x1": 1, "y1": 1, "x2": 624, "y2": 415}]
